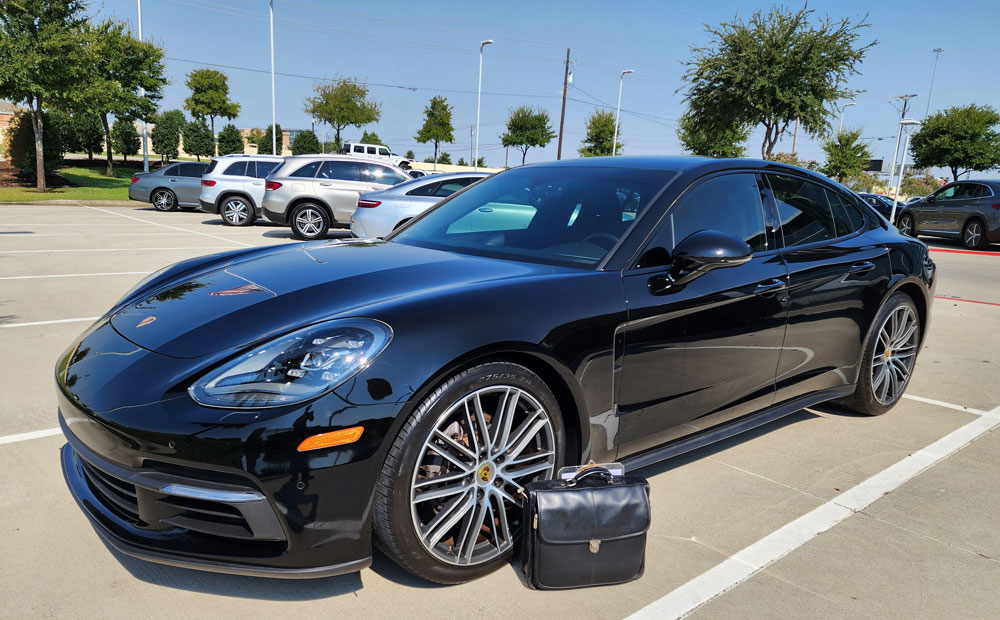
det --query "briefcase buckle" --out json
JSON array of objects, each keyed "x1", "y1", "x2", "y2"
[{"x1": 589, "y1": 539, "x2": 601, "y2": 553}]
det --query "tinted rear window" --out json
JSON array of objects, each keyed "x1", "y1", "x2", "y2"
[
  {"x1": 224, "y1": 161, "x2": 248, "y2": 176},
  {"x1": 255, "y1": 161, "x2": 279, "y2": 178},
  {"x1": 204, "y1": 160, "x2": 219, "y2": 175},
  {"x1": 289, "y1": 161, "x2": 321, "y2": 178}
]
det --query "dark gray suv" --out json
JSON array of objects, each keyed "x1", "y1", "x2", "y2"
[{"x1": 897, "y1": 180, "x2": 1000, "y2": 250}]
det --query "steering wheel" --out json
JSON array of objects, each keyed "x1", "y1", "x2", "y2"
[{"x1": 582, "y1": 232, "x2": 619, "y2": 250}]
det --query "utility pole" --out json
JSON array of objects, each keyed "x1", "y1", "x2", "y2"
[
  {"x1": 557, "y1": 47, "x2": 570, "y2": 160},
  {"x1": 137, "y1": 0, "x2": 149, "y2": 172},
  {"x1": 887, "y1": 94, "x2": 918, "y2": 194},
  {"x1": 925, "y1": 48, "x2": 944, "y2": 119},
  {"x1": 792, "y1": 118, "x2": 799, "y2": 155},
  {"x1": 470, "y1": 125, "x2": 474, "y2": 166},
  {"x1": 269, "y1": 0, "x2": 277, "y2": 156},
  {"x1": 505, "y1": 145, "x2": 509, "y2": 169}
]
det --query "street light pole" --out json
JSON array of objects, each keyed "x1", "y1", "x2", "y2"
[
  {"x1": 269, "y1": 0, "x2": 277, "y2": 155},
  {"x1": 890, "y1": 119, "x2": 921, "y2": 223},
  {"x1": 924, "y1": 48, "x2": 944, "y2": 118},
  {"x1": 612, "y1": 69, "x2": 634, "y2": 156},
  {"x1": 886, "y1": 95, "x2": 917, "y2": 199},
  {"x1": 475, "y1": 40, "x2": 493, "y2": 171},
  {"x1": 838, "y1": 102, "x2": 856, "y2": 134},
  {"x1": 138, "y1": 0, "x2": 149, "y2": 172}
]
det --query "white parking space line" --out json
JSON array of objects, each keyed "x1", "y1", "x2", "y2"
[
  {"x1": 0, "y1": 271, "x2": 151, "y2": 281},
  {"x1": 903, "y1": 393, "x2": 990, "y2": 416},
  {"x1": 85, "y1": 206, "x2": 253, "y2": 247},
  {"x1": 0, "y1": 317, "x2": 98, "y2": 329},
  {"x1": 625, "y1": 398, "x2": 1000, "y2": 620},
  {"x1": 0, "y1": 427, "x2": 61, "y2": 446}
]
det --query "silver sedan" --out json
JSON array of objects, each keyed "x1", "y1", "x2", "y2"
[
  {"x1": 128, "y1": 162, "x2": 209, "y2": 211},
  {"x1": 350, "y1": 172, "x2": 490, "y2": 238}
]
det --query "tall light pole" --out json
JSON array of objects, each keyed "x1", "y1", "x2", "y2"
[
  {"x1": 925, "y1": 48, "x2": 944, "y2": 118},
  {"x1": 886, "y1": 94, "x2": 918, "y2": 199},
  {"x1": 475, "y1": 39, "x2": 493, "y2": 171},
  {"x1": 838, "y1": 102, "x2": 856, "y2": 134},
  {"x1": 890, "y1": 119, "x2": 921, "y2": 223},
  {"x1": 137, "y1": 0, "x2": 149, "y2": 172},
  {"x1": 269, "y1": 0, "x2": 277, "y2": 155},
  {"x1": 612, "y1": 69, "x2": 634, "y2": 156}
]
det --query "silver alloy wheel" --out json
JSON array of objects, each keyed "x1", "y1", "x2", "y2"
[
  {"x1": 294, "y1": 207, "x2": 324, "y2": 237},
  {"x1": 871, "y1": 304, "x2": 918, "y2": 405},
  {"x1": 152, "y1": 190, "x2": 173, "y2": 211},
  {"x1": 898, "y1": 215, "x2": 912, "y2": 236},
  {"x1": 223, "y1": 199, "x2": 250, "y2": 225},
  {"x1": 409, "y1": 385, "x2": 556, "y2": 566},
  {"x1": 964, "y1": 221, "x2": 982, "y2": 248}
]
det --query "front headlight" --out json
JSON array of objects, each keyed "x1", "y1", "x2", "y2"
[{"x1": 189, "y1": 318, "x2": 392, "y2": 409}]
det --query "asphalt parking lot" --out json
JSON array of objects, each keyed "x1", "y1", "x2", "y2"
[{"x1": 2, "y1": 202, "x2": 999, "y2": 619}]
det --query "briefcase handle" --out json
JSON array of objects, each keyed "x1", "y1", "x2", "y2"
[{"x1": 568, "y1": 465, "x2": 614, "y2": 485}]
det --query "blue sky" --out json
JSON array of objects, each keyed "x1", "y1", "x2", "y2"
[{"x1": 90, "y1": 0, "x2": 995, "y2": 173}]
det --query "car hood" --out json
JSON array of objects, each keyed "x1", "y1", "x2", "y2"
[{"x1": 110, "y1": 240, "x2": 555, "y2": 358}]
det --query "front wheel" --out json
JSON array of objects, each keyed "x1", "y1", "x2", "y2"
[
  {"x1": 839, "y1": 292, "x2": 920, "y2": 416},
  {"x1": 373, "y1": 362, "x2": 565, "y2": 584},
  {"x1": 897, "y1": 213, "x2": 914, "y2": 237},
  {"x1": 289, "y1": 203, "x2": 330, "y2": 240},
  {"x1": 221, "y1": 197, "x2": 255, "y2": 226},
  {"x1": 151, "y1": 189, "x2": 177, "y2": 212},
  {"x1": 963, "y1": 219, "x2": 987, "y2": 250}
]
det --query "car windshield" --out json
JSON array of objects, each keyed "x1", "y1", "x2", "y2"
[{"x1": 391, "y1": 166, "x2": 670, "y2": 267}]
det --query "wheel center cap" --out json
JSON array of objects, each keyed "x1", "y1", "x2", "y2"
[
  {"x1": 477, "y1": 463, "x2": 494, "y2": 484},
  {"x1": 884, "y1": 348, "x2": 892, "y2": 360}
]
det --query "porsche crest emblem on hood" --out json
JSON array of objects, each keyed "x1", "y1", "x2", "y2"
[
  {"x1": 208, "y1": 283, "x2": 269, "y2": 296},
  {"x1": 135, "y1": 316, "x2": 157, "y2": 328}
]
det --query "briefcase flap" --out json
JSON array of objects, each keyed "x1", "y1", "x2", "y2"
[{"x1": 534, "y1": 484, "x2": 650, "y2": 545}]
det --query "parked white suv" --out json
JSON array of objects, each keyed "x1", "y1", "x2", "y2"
[
  {"x1": 198, "y1": 154, "x2": 285, "y2": 226},
  {"x1": 261, "y1": 155, "x2": 410, "y2": 239},
  {"x1": 342, "y1": 142, "x2": 412, "y2": 169}
]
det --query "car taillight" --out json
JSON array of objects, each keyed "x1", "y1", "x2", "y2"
[
  {"x1": 201, "y1": 179, "x2": 216, "y2": 187},
  {"x1": 130, "y1": 176, "x2": 139, "y2": 184},
  {"x1": 265, "y1": 181, "x2": 282, "y2": 191},
  {"x1": 992, "y1": 203, "x2": 1000, "y2": 210},
  {"x1": 357, "y1": 199, "x2": 381, "y2": 208}
]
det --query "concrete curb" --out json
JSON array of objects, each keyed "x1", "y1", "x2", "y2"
[{"x1": 0, "y1": 200, "x2": 136, "y2": 207}]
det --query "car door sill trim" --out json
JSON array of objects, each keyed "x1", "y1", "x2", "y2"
[{"x1": 620, "y1": 386, "x2": 854, "y2": 472}]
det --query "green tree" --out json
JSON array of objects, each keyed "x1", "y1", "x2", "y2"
[
  {"x1": 404, "y1": 149, "x2": 416, "y2": 160},
  {"x1": 82, "y1": 18, "x2": 168, "y2": 175},
  {"x1": 256, "y1": 123, "x2": 283, "y2": 155},
  {"x1": 305, "y1": 78, "x2": 380, "y2": 147},
  {"x1": 842, "y1": 171, "x2": 881, "y2": 193},
  {"x1": 677, "y1": 111, "x2": 749, "y2": 158},
  {"x1": 216, "y1": 123, "x2": 244, "y2": 156},
  {"x1": 900, "y1": 173, "x2": 939, "y2": 198},
  {"x1": 291, "y1": 129, "x2": 321, "y2": 155},
  {"x1": 110, "y1": 117, "x2": 139, "y2": 162},
  {"x1": 0, "y1": 0, "x2": 90, "y2": 190},
  {"x1": 4, "y1": 109, "x2": 65, "y2": 177},
  {"x1": 182, "y1": 119, "x2": 213, "y2": 161},
  {"x1": 578, "y1": 108, "x2": 622, "y2": 157},
  {"x1": 501, "y1": 105, "x2": 555, "y2": 165},
  {"x1": 67, "y1": 112, "x2": 103, "y2": 160},
  {"x1": 151, "y1": 109, "x2": 185, "y2": 162},
  {"x1": 456, "y1": 157, "x2": 468, "y2": 166},
  {"x1": 910, "y1": 104, "x2": 1000, "y2": 181},
  {"x1": 359, "y1": 130, "x2": 384, "y2": 145},
  {"x1": 682, "y1": 5, "x2": 874, "y2": 158},
  {"x1": 437, "y1": 151, "x2": 452, "y2": 165},
  {"x1": 415, "y1": 96, "x2": 454, "y2": 167},
  {"x1": 245, "y1": 127, "x2": 264, "y2": 149},
  {"x1": 476, "y1": 156, "x2": 486, "y2": 168},
  {"x1": 820, "y1": 128, "x2": 871, "y2": 183},
  {"x1": 183, "y1": 68, "x2": 240, "y2": 155}
]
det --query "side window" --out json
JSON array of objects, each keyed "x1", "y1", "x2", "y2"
[
  {"x1": 378, "y1": 146, "x2": 390, "y2": 156},
  {"x1": 244, "y1": 161, "x2": 256, "y2": 178},
  {"x1": 366, "y1": 146, "x2": 377, "y2": 155},
  {"x1": 769, "y1": 174, "x2": 843, "y2": 247},
  {"x1": 203, "y1": 160, "x2": 219, "y2": 175},
  {"x1": 368, "y1": 164, "x2": 408, "y2": 185},
  {"x1": 406, "y1": 182, "x2": 440, "y2": 197},
  {"x1": 933, "y1": 185, "x2": 958, "y2": 201},
  {"x1": 318, "y1": 160, "x2": 365, "y2": 181},
  {"x1": 289, "y1": 161, "x2": 321, "y2": 178},
  {"x1": 223, "y1": 161, "x2": 247, "y2": 176},
  {"x1": 434, "y1": 181, "x2": 470, "y2": 197},
  {"x1": 163, "y1": 164, "x2": 181, "y2": 177},
  {"x1": 352, "y1": 145, "x2": 364, "y2": 154},
  {"x1": 828, "y1": 191, "x2": 866, "y2": 235},
  {"x1": 638, "y1": 173, "x2": 769, "y2": 267},
  {"x1": 255, "y1": 161, "x2": 279, "y2": 178}
]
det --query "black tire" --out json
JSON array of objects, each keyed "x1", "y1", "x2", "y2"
[
  {"x1": 289, "y1": 203, "x2": 330, "y2": 240},
  {"x1": 150, "y1": 188, "x2": 177, "y2": 212},
  {"x1": 897, "y1": 213, "x2": 915, "y2": 237},
  {"x1": 220, "y1": 196, "x2": 256, "y2": 227},
  {"x1": 962, "y1": 218, "x2": 988, "y2": 250},
  {"x1": 838, "y1": 292, "x2": 921, "y2": 416},
  {"x1": 373, "y1": 362, "x2": 566, "y2": 584}
]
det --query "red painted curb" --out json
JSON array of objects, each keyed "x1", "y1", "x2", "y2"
[
  {"x1": 929, "y1": 248, "x2": 998, "y2": 257},
  {"x1": 935, "y1": 295, "x2": 1000, "y2": 307}
]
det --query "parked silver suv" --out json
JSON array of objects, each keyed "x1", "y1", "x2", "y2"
[
  {"x1": 261, "y1": 155, "x2": 410, "y2": 239},
  {"x1": 198, "y1": 154, "x2": 285, "y2": 226}
]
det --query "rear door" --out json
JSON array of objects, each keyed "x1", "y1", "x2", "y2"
[
  {"x1": 764, "y1": 173, "x2": 890, "y2": 402},
  {"x1": 247, "y1": 160, "x2": 280, "y2": 211},
  {"x1": 316, "y1": 160, "x2": 369, "y2": 222},
  {"x1": 216, "y1": 160, "x2": 249, "y2": 203},
  {"x1": 173, "y1": 163, "x2": 208, "y2": 205}
]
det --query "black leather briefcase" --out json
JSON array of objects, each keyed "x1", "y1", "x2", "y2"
[{"x1": 520, "y1": 466, "x2": 650, "y2": 590}]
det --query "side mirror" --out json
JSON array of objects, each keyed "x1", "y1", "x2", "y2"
[{"x1": 647, "y1": 229, "x2": 753, "y2": 294}]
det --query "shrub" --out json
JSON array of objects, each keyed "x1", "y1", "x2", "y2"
[
  {"x1": 182, "y1": 120, "x2": 214, "y2": 161},
  {"x1": 4, "y1": 110, "x2": 65, "y2": 177},
  {"x1": 111, "y1": 118, "x2": 140, "y2": 162},
  {"x1": 291, "y1": 129, "x2": 321, "y2": 155},
  {"x1": 216, "y1": 123, "x2": 245, "y2": 156}
]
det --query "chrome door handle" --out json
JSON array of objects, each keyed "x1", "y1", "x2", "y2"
[
  {"x1": 319, "y1": 182, "x2": 333, "y2": 187},
  {"x1": 251, "y1": 181, "x2": 263, "y2": 186},
  {"x1": 849, "y1": 261, "x2": 876, "y2": 275},
  {"x1": 754, "y1": 278, "x2": 787, "y2": 296}
]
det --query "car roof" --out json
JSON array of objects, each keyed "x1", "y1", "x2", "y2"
[
  {"x1": 210, "y1": 153, "x2": 283, "y2": 161},
  {"x1": 525, "y1": 155, "x2": 827, "y2": 176}
]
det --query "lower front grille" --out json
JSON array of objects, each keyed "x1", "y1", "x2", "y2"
[{"x1": 80, "y1": 459, "x2": 142, "y2": 524}]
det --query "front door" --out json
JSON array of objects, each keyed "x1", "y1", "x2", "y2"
[{"x1": 617, "y1": 172, "x2": 788, "y2": 458}]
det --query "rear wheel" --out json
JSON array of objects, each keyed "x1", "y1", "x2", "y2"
[
  {"x1": 897, "y1": 213, "x2": 914, "y2": 237},
  {"x1": 221, "y1": 197, "x2": 255, "y2": 226},
  {"x1": 373, "y1": 362, "x2": 564, "y2": 584},
  {"x1": 839, "y1": 293, "x2": 920, "y2": 416},
  {"x1": 963, "y1": 218, "x2": 987, "y2": 250},
  {"x1": 151, "y1": 189, "x2": 177, "y2": 212},
  {"x1": 290, "y1": 203, "x2": 330, "y2": 240}
]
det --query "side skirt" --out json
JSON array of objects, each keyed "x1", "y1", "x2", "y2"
[{"x1": 621, "y1": 386, "x2": 854, "y2": 472}]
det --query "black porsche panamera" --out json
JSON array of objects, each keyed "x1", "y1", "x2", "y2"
[{"x1": 57, "y1": 156, "x2": 935, "y2": 584}]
